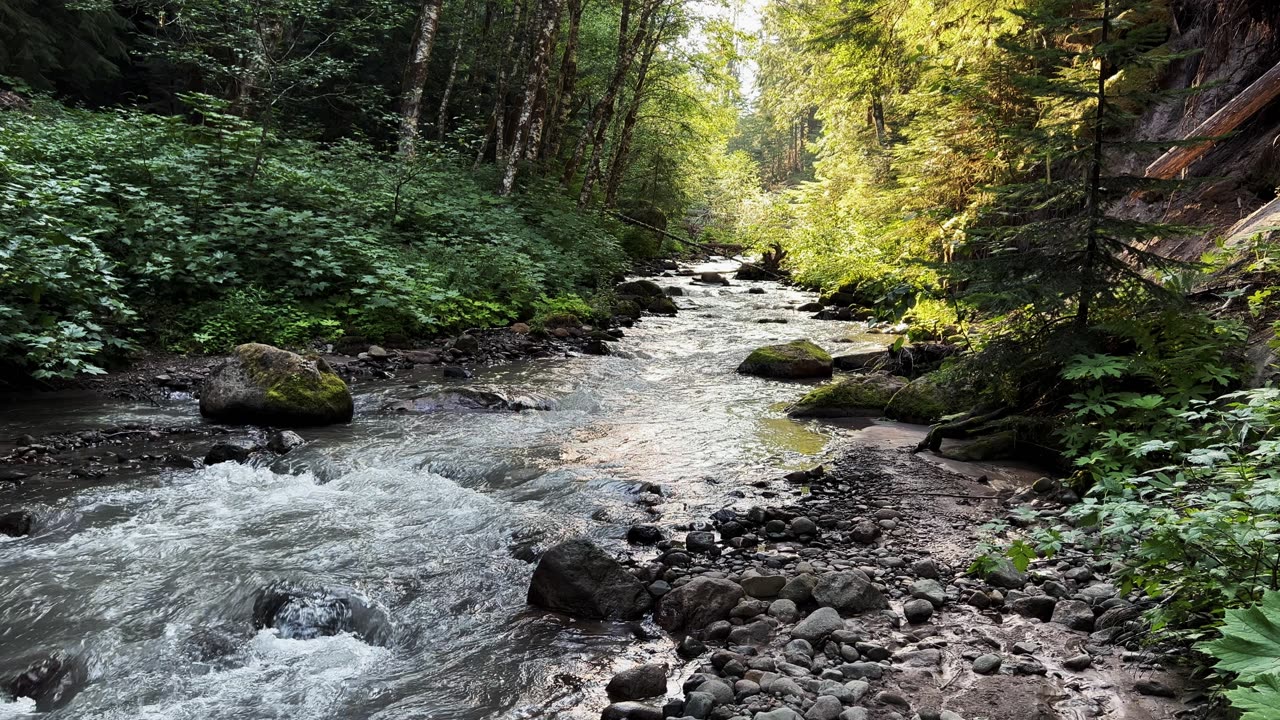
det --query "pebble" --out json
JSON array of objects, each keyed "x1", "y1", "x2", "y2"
[{"x1": 972, "y1": 654, "x2": 1002, "y2": 675}]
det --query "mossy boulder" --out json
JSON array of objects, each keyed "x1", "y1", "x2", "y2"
[
  {"x1": 787, "y1": 372, "x2": 906, "y2": 418},
  {"x1": 200, "y1": 343, "x2": 353, "y2": 427},
  {"x1": 647, "y1": 296, "x2": 678, "y2": 315},
  {"x1": 883, "y1": 374, "x2": 971, "y2": 425},
  {"x1": 614, "y1": 280, "x2": 664, "y2": 299},
  {"x1": 737, "y1": 340, "x2": 833, "y2": 379}
]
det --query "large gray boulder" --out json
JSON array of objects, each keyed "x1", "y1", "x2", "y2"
[
  {"x1": 200, "y1": 343, "x2": 353, "y2": 426},
  {"x1": 655, "y1": 577, "x2": 744, "y2": 632},
  {"x1": 792, "y1": 607, "x2": 844, "y2": 644},
  {"x1": 527, "y1": 539, "x2": 652, "y2": 620},
  {"x1": 812, "y1": 571, "x2": 887, "y2": 613}
]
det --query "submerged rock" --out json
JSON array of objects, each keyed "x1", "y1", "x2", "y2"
[
  {"x1": 200, "y1": 344, "x2": 353, "y2": 427},
  {"x1": 386, "y1": 387, "x2": 557, "y2": 413},
  {"x1": 786, "y1": 373, "x2": 906, "y2": 418},
  {"x1": 527, "y1": 539, "x2": 652, "y2": 620},
  {"x1": 204, "y1": 441, "x2": 255, "y2": 465},
  {"x1": 737, "y1": 340, "x2": 833, "y2": 379},
  {"x1": 6, "y1": 653, "x2": 88, "y2": 711},
  {"x1": 0, "y1": 509, "x2": 35, "y2": 537},
  {"x1": 252, "y1": 582, "x2": 392, "y2": 645}
]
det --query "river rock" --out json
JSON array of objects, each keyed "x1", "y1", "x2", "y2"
[
  {"x1": 741, "y1": 574, "x2": 786, "y2": 598},
  {"x1": 699, "y1": 272, "x2": 730, "y2": 285},
  {"x1": 1051, "y1": 599, "x2": 1096, "y2": 631},
  {"x1": 267, "y1": 430, "x2": 305, "y2": 454},
  {"x1": 528, "y1": 539, "x2": 652, "y2": 620},
  {"x1": 627, "y1": 524, "x2": 664, "y2": 545},
  {"x1": 252, "y1": 582, "x2": 392, "y2": 645},
  {"x1": 656, "y1": 577, "x2": 744, "y2": 631},
  {"x1": 910, "y1": 579, "x2": 946, "y2": 608},
  {"x1": 607, "y1": 664, "x2": 668, "y2": 700},
  {"x1": 684, "y1": 691, "x2": 715, "y2": 718},
  {"x1": 737, "y1": 340, "x2": 833, "y2": 379},
  {"x1": 832, "y1": 350, "x2": 886, "y2": 372},
  {"x1": 387, "y1": 387, "x2": 557, "y2": 413},
  {"x1": 806, "y1": 695, "x2": 844, "y2": 720},
  {"x1": 0, "y1": 510, "x2": 35, "y2": 537},
  {"x1": 685, "y1": 531, "x2": 718, "y2": 555},
  {"x1": 792, "y1": 607, "x2": 844, "y2": 643},
  {"x1": 972, "y1": 654, "x2": 1002, "y2": 675},
  {"x1": 768, "y1": 598, "x2": 800, "y2": 622},
  {"x1": 204, "y1": 441, "x2": 254, "y2": 465},
  {"x1": 200, "y1": 343, "x2": 353, "y2": 426},
  {"x1": 812, "y1": 571, "x2": 887, "y2": 613},
  {"x1": 601, "y1": 701, "x2": 665, "y2": 720},
  {"x1": 902, "y1": 599, "x2": 934, "y2": 624},
  {"x1": 787, "y1": 373, "x2": 906, "y2": 418},
  {"x1": 1010, "y1": 595, "x2": 1057, "y2": 622},
  {"x1": 779, "y1": 574, "x2": 818, "y2": 604},
  {"x1": 6, "y1": 653, "x2": 87, "y2": 711},
  {"x1": 756, "y1": 709, "x2": 802, "y2": 720},
  {"x1": 697, "y1": 678, "x2": 735, "y2": 704},
  {"x1": 985, "y1": 560, "x2": 1028, "y2": 589}
]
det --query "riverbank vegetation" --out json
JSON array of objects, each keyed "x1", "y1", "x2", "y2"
[{"x1": 6, "y1": 0, "x2": 1280, "y2": 711}]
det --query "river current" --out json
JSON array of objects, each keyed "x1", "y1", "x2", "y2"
[{"x1": 0, "y1": 264, "x2": 888, "y2": 720}]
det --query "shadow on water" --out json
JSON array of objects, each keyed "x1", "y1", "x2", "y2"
[{"x1": 0, "y1": 263, "x2": 897, "y2": 720}]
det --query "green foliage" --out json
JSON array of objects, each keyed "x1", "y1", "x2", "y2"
[
  {"x1": 0, "y1": 96, "x2": 625, "y2": 378},
  {"x1": 530, "y1": 294, "x2": 599, "y2": 330},
  {"x1": 1201, "y1": 592, "x2": 1280, "y2": 719}
]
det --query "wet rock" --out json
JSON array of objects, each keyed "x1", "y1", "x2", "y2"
[
  {"x1": 0, "y1": 509, "x2": 35, "y2": 537},
  {"x1": 790, "y1": 516, "x2": 818, "y2": 536},
  {"x1": 656, "y1": 577, "x2": 744, "y2": 632},
  {"x1": 787, "y1": 374, "x2": 906, "y2": 418},
  {"x1": 200, "y1": 343, "x2": 353, "y2": 426},
  {"x1": 912, "y1": 558, "x2": 940, "y2": 579},
  {"x1": 849, "y1": 521, "x2": 879, "y2": 545},
  {"x1": 1051, "y1": 599, "x2": 1096, "y2": 631},
  {"x1": 748, "y1": 287, "x2": 766, "y2": 295},
  {"x1": 792, "y1": 607, "x2": 844, "y2": 644},
  {"x1": 452, "y1": 334, "x2": 480, "y2": 355},
  {"x1": 602, "y1": 701, "x2": 665, "y2": 720},
  {"x1": 966, "y1": 590, "x2": 991, "y2": 609},
  {"x1": 607, "y1": 664, "x2": 668, "y2": 700},
  {"x1": 6, "y1": 653, "x2": 87, "y2": 711},
  {"x1": 812, "y1": 571, "x2": 887, "y2": 613},
  {"x1": 387, "y1": 387, "x2": 557, "y2": 413},
  {"x1": 1063, "y1": 654, "x2": 1093, "y2": 670},
  {"x1": 837, "y1": 710, "x2": 868, "y2": 720},
  {"x1": 985, "y1": 560, "x2": 1028, "y2": 589},
  {"x1": 686, "y1": 531, "x2": 719, "y2": 555},
  {"x1": 699, "y1": 272, "x2": 730, "y2": 285},
  {"x1": 1134, "y1": 679, "x2": 1176, "y2": 697},
  {"x1": 741, "y1": 574, "x2": 786, "y2": 599},
  {"x1": 204, "y1": 441, "x2": 254, "y2": 465},
  {"x1": 902, "y1": 599, "x2": 934, "y2": 624},
  {"x1": 768, "y1": 599, "x2": 799, "y2": 622},
  {"x1": 910, "y1": 579, "x2": 946, "y2": 608},
  {"x1": 648, "y1": 581, "x2": 671, "y2": 597},
  {"x1": 972, "y1": 654, "x2": 1002, "y2": 675},
  {"x1": 527, "y1": 539, "x2": 653, "y2": 620},
  {"x1": 806, "y1": 695, "x2": 843, "y2": 720},
  {"x1": 1014, "y1": 658, "x2": 1047, "y2": 675},
  {"x1": 737, "y1": 340, "x2": 833, "y2": 380},
  {"x1": 1096, "y1": 603, "x2": 1143, "y2": 629},
  {"x1": 252, "y1": 582, "x2": 391, "y2": 645},
  {"x1": 1010, "y1": 595, "x2": 1057, "y2": 622},
  {"x1": 697, "y1": 678, "x2": 735, "y2": 704},
  {"x1": 367, "y1": 345, "x2": 389, "y2": 359},
  {"x1": 443, "y1": 366, "x2": 473, "y2": 379},
  {"x1": 684, "y1": 691, "x2": 715, "y2": 718},
  {"x1": 627, "y1": 525, "x2": 664, "y2": 545},
  {"x1": 756, "y1": 709, "x2": 802, "y2": 720},
  {"x1": 1063, "y1": 566, "x2": 1094, "y2": 583},
  {"x1": 779, "y1": 574, "x2": 818, "y2": 604},
  {"x1": 678, "y1": 636, "x2": 708, "y2": 658},
  {"x1": 267, "y1": 430, "x2": 304, "y2": 454}
]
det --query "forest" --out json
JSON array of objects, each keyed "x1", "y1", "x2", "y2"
[{"x1": 5, "y1": 0, "x2": 1280, "y2": 717}]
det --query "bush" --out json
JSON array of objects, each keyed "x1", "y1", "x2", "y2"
[{"x1": 0, "y1": 96, "x2": 627, "y2": 378}]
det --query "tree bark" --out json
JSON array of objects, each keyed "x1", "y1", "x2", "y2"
[
  {"x1": 542, "y1": 0, "x2": 586, "y2": 164},
  {"x1": 436, "y1": 18, "x2": 468, "y2": 141},
  {"x1": 603, "y1": 11, "x2": 667, "y2": 206},
  {"x1": 398, "y1": 0, "x2": 445, "y2": 157},
  {"x1": 500, "y1": 0, "x2": 565, "y2": 194},
  {"x1": 577, "y1": 0, "x2": 663, "y2": 206},
  {"x1": 1145, "y1": 59, "x2": 1280, "y2": 179},
  {"x1": 1077, "y1": 0, "x2": 1109, "y2": 331},
  {"x1": 474, "y1": 0, "x2": 525, "y2": 168},
  {"x1": 561, "y1": 0, "x2": 636, "y2": 187}
]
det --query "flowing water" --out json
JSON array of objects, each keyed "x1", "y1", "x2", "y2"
[{"x1": 0, "y1": 264, "x2": 892, "y2": 720}]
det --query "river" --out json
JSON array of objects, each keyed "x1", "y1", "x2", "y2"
[{"x1": 0, "y1": 264, "x2": 890, "y2": 720}]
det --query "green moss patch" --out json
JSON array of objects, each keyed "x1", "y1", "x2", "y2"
[
  {"x1": 788, "y1": 373, "x2": 907, "y2": 418},
  {"x1": 737, "y1": 340, "x2": 833, "y2": 379}
]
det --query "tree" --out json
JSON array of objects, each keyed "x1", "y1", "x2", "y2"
[{"x1": 398, "y1": 0, "x2": 446, "y2": 156}]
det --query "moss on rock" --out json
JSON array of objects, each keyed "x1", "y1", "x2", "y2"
[
  {"x1": 883, "y1": 373, "x2": 972, "y2": 424},
  {"x1": 201, "y1": 343, "x2": 354, "y2": 426},
  {"x1": 940, "y1": 430, "x2": 1017, "y2": 461},
  {"x1": 737, "y1": 340, "x2": 833, "y2": 379},
  {"x1": 787, "y1": 373, "x2": 906, "y2": 418}
]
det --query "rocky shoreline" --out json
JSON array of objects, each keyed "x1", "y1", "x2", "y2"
[{"x1": 532, "y1": 442, "x2": 1195, "y2": 720}]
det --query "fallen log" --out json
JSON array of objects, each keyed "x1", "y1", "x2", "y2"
[{"x1": 1145, "y1": 59, "x2": 1280, "y2": 179}]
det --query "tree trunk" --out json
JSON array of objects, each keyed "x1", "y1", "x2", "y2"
[
  {"x1": 577, "y1": 0, "x2": 663, "y2": 206},
  {"x1": 1077, "y1": 0, "x2": 1110, "y2": 331},
  {"x1": 500, "y1": 0, "x2": 565, "y2": 195},
  {"x1": 561, "y1": 0, "x2": 636, "y2": 187},
  {"x1": 542, "y1": 0, "x2": 585, "y2": 164},
  {"x1": 603, "y1": 12, "x2": 667, "y2": 206},
  {"x1": 398, "y1": 0, "x2": 445, "y2": 157},
  {"x1": 436, "y1": 18, "x2": 468, "y2": 141},
  {"x1": 474, "y1": 0, "x2": 525, "y2": 168}
]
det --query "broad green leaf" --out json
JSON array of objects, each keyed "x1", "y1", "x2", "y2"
[{"x1": 1200, "y1": 592, "x2": 1280, "y2": 681}]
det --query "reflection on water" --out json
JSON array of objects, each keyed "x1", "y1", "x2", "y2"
[{"x1": 0, "y1": 263, "x2": 889, "y2": 720}]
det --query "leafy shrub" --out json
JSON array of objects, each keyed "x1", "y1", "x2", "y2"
[
  {"x1": 530, "y1": 294, "x2": 598, "y2": 330},
  {"x1": 1201, "y1": 591, "x2": 1280, "y2": 719},
  {"x1": 0, "y1": 96, "x2": 627, "y2": 378}
]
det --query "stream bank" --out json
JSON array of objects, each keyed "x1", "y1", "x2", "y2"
[{"x1": 0, "y1": 263, "x2": 1193, "y2": 719}]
